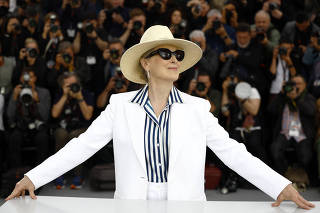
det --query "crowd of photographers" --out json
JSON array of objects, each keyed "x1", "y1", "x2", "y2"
[{"x1": 0, "y1": 0, "x2": 320, "y2": 192}]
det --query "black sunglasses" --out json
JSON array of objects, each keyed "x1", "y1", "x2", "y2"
[{"x1": 145, "y1": 48, "x2": 185, "y2": 61}]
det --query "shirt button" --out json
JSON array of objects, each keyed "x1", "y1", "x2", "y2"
[
  {"x1": 157, "y1": 143, "x2": 160, "y2": 147},
  {"x1": 158, "y1": 164, "x2": 162, "y2": 167}
]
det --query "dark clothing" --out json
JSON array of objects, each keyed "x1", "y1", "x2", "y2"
[
  {"x1": 205, "y1": 24, "x2": 236, "y2": 55},
  {"x1": 7, "y1": 128, "x2": 49, "y2": 168},
  {"x1": 267, "y1": 92, "x2": 316, "y2": 141},
  {"x1": 270, "y1": 134, "x2": 313, "y2": 174},
  {"x1": 53, "y1": 89, "x2": 94, "y2": 131},
  {"x1": 0, "y1": 33, "x2": 27, "y2": 58},
  {"x1": 103, "y1": 6, "x2": 130, "y2": 38}
]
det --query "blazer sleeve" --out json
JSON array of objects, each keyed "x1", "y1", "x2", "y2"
[
  {"x1": 203, "y1": 101, "x2": 291, "y2": 200},
  {"x1": 25, "y1": 95, "x2": 116, "y2": 190}
]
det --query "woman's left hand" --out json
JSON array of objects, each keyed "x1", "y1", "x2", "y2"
[{"x1": 272, "y1": 184, "x2": 315, "y2": 210}]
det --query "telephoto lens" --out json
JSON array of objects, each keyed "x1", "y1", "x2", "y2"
[{"x1": 69, "y1": 83, "x2": 81, "y2": 93}]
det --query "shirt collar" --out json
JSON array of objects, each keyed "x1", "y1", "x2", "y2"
[{"x1": 130, "y1": 84, "x2": 183, "y2": 106}]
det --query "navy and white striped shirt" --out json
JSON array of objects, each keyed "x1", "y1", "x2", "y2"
[{"x1": 131, "y1": 85, "x2": 183, "y2": 183}]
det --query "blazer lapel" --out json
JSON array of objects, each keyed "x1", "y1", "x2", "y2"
[{"x1": 124, "y1": 101, "x2": 147, "y2": 174}]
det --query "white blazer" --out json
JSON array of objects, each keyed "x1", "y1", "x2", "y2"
[{"x1": 26, "y1": 90, "x2": 291, "y2": 201}]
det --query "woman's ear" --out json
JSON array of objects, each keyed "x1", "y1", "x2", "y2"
[{"x1": 140, "y1": 57, "x2": 150, "y2": 71}]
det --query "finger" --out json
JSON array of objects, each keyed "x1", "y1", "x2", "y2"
[
  {"x1": 272, "y1": 194, "x2": 285, "y2": 207},
  {"x1": 294, "y1": 197, "x2": 311, "y2": 210},
  {"x1": 298, "y1": 195, "x2": 315, "y2": 208},
  {"x1": 29, "y1": 188, "x2": 37, "y2": 200}
]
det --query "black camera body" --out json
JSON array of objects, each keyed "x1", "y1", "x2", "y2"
[
  {"x1": 256, "y1": 27, "x2": 265, "y2": 42},
  {"x1": 133, "y1": 21, "x2": 142, "y2": 31},
  {"x1": 50, "y1": 24, "x2": 59, "y2": 33},
  {"x1": 154, "y1": 0, "x2": 162, "y2": 10},
  {"x1": 173, "y1": 19, "x2": 187, "y2": 38},
  {"x1": 279, "y1": 46, "x2": 287, "y2": 56},
  {"x1": 283, "y1": 80, "x2": 297, "y2": 94},
  {"x1": 28, "y1": 18, "x2": 37, "y2": 28},
  {"x1": 85, "y1": 22, "x2": 94, "y2": 34},
  {"x1": 114, "y1": 66, "x2": 125, "y2": 90},
  {"x1": 219, "y1": 54, "x2": 235, "y2": 80},
  {"x1": 194, "y1": 4, "x2": 202, "y2": 14},
  {"x1": 196, "y1": 82, "x2": 206, "y2": 92},
  {"x1": 269, "y1": 2, "x2": 279, "y2": 11},
  {"x1": 110, "y1": 49, "x2": 120, "y2": 60},
  {"x1": 27, "y1": 48, "x2": 38, "y2": 58},
  {"x1": 63, "y1": 53, "x2": 72, "y2": 64},
  {"x1": 69, "y1": 82, "x2": 81, "y2": 93},
  {"x1": 212, "y1": 19, "x2": 222, "y2": 31},
  {"x1": 13, "y1": 23, "x2": 21, "y2": 33}
]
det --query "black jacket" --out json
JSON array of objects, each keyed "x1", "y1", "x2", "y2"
[{"x1": 267, "y1": 91, "x2": 316, "y2": 140}]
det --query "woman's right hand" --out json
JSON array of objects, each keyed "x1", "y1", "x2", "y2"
[{"x1": 5, "y1": 176, "x2": 37, "y2": 200}]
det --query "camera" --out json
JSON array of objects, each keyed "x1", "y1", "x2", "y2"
[
  {"x1": 49, "y1": 14, "x2": 57, "y2": 24},
  {"x1": 194, "y1": 4, "x2": 202, "y2": 14},
  {"x1": 227, "y1": 75, "x2": 237, "y2": 98},
  {"x1": 62, "y1": 53, "x2": 72, "y2": 64},
  {"x1": 110, "y1": 49, "x2": 120, "y2": 60},
  {"x1": 173, "y1": 19, "x2": 187, "y2": 38},
  {"x1": 133, "y1": 21, "x2": 142, "y2": 31},
  {"x1": 50, "y1": 24, "x2": 59, "y2": 33},
  {"x1": 13, "y1": 23, "x2": 21, "y2": 32},
  {"x1": 269, "y1": 2, "x2": 279, "y2": 11},
  {"x1": 69, "y1": 82, "x2": 81, "y2": 93},
  {"x1": 279, "y1": 46, "x2": 287, "y2": 56},
  {"x1": 256, "y1": 27, "x2": 265, "y2": 42},
  {"x1": 212, "y1": 19, "x2": 222, "y2": 31},
  {"x1": 28, "y1": 18, "x2": 37, "y2": 28},
  {"x1": 154, "y1": 0, "x2": 162, "y2": 10},
  {"x1": 71, "y1": 0, "x2": 79, "y2": 6},
  {"x1": 196, "y1": 82, "x2": 206, "y2": 92},
  {"x1": 114, "y1": 66, "x2": 125, "y2": 90},
  {"x1": 85, "y1": 22, "x2": 94, "y2": 34},
  {"x1": 283, "y1": 80, "x2": 297, "y2": 94},
  {"x1": 220, "y1": 54, "x2": 235, "y2": 79},
  {"x1": 20, "y1": 72, "x2": 33, "y2": 106},
  {"x1": 26, "y1": 48, "x2": 38, "y2": 58},
  {"x1": 28, "y1": 119, "x2": 45, "y2": 131}
]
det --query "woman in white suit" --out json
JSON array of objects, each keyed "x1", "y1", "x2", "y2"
[{"x1": 6, "y1": 25, "x2": 314, "y2": 209}]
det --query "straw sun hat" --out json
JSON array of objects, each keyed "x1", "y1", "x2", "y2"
[{"x1": 120, "y1": 25, "x2": 203, "y2": 84}]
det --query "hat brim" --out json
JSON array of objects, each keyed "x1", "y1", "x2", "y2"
[{"x1": 120, "y1": 38, "x2": 203, "y2": 84}]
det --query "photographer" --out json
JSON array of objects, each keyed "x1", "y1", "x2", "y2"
[
  {"x1": 51, "y1": 72, "x2": 94, "y2": 189},
  {"x1": 251, "y1": 10, "x2": 280, "y2": 52},
  {"x1": 40, "y1": 12, "x2": 64, "y2": 68},
  {"x1": 12, "y1": 38, "x2": 47, "y2": 88},
  {"x1": 221, "y1": 1, "x2": 238, "y2": 28},
  {"x1": 73, "y1": 13, "x2": 108, "y2": 70},
  {"x1": 144, "y1": 0, "x2": 169, "y2": 26},
  {"x1": 93, "y1": 39, "x2": 125, "y2": 97},
  {"x1": 186, "y1": 0, "x2": 210, "y2": 32},
  {"x1": 58, "y1": 0, "x2": 96, "y2": 35},
  {"x1": 220, "y1": 74, "x2": 266, "y2": 192},
  {"x1": 21, "y1": 6, "x2": 42, "y2": 40},
  {"x1": 0, "y1": 15, "x2": 27, "y2": 58},
  {"x1": 6, "y1": 69, "x2": 51, "y2": 169},
  {"x1": 202, "y1": 9, "x2": 235, "y2": 55},
  {"x1": 221, "y1": 75, "x2": 266, "y2": 162},
  {"x1": 47, "y1": 41, "x2": 91, "y2": 95},
  {"x1": 219, "y1": 23, "x2": 272, "y2": 101},
  {"x1": 270, "y1": 38, "x2": 297, "y2": 96},
  {"x1": 96, "y1": 40, "x2": 129, "y2": 109},
  {"x1": 103, "y1": 0, "x2": 129, "y2": 37},
  {"x1": 268, "y1": 75, "x2": 316, "y2": 176},
  {"x1": 303, "y1": 32, "x2": 320, "y2": 99},
  {"x1": 120, "y1": 8, "x2": 146, "y2": 49},
  {"x1": 177, "y1": 30, "x2": 219, "y2": 91},
  {"x1": 168, "y1": 8, "x2": 187, "y2": 39},
  {"x1": 281, "y1": 12, "x2": 320, "y2": 78},
  {"x1": 261, "y1": 0, "x2": 289, "y2": 31},
  {"x1": 187, "y1": 71, "x2": 221, "y2": 116}
]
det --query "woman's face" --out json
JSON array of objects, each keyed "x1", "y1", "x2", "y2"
[
  {"x1": 142, "y1": 44, "x2": 182, "y2": 84},
  {"x1": 7, "y1": 18, "x2": 19, "y2": 34},
  {"x1": 171, "y1": 10, "x2": 182, "y2": 25}
]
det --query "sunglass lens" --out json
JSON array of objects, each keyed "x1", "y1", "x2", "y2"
[
  {"x1": 175, "y1": 50, "x2": 184, "y2": 61},
  {"x1": 158, "y1": 49, "x2": 172, "y2": 60}
]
